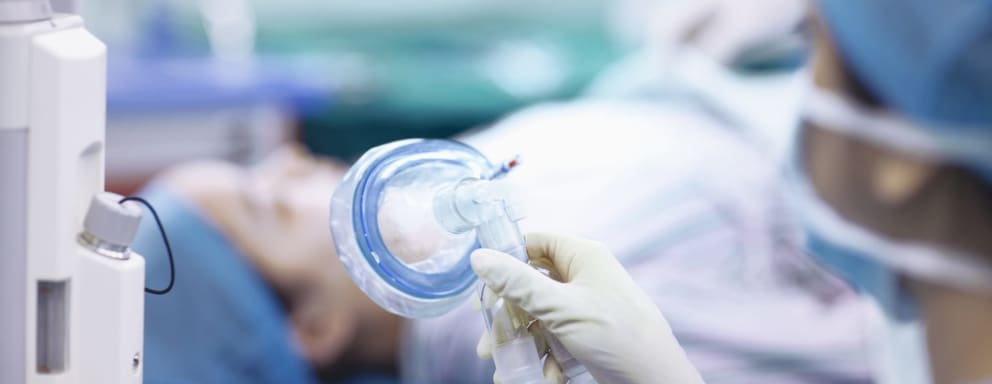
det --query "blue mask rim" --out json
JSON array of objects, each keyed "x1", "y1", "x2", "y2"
[{"x1": 351, "y1": 140, "x2": 490, "y2": 300}]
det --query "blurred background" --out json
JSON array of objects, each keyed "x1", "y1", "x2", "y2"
[
  {"x1": 66, "y1": 1, "x2": 871, "y2": 383},
  {"x1": 87, "y1": 0, "x2": 637, "y2": 194}
]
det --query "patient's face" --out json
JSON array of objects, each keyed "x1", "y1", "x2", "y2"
[
  {"x1": 166, "y1": 145, "x2": 403, "y2": 376},
  {"x1": 241, "y1": 147, "x2": 363, "y2": 360}
]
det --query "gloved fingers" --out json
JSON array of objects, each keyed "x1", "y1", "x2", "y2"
[
  {"x1": 648, "y1": 0, "x2": 719, "y2": 50},
  {"x1": 476, "y1": 333, "x2": 493, "y2": 359},
  {"x1": 472, "y1": 284, "x2": 499, "y2": 311},
  {"x1": 489, "y1": 355, "x2": 563, "y2": 384},
  {"x1": 483, "y1": 284, "x2": 499, "y2": 308},
  {"x1": 530, "y1": 321, "x2": 550, "y2": 357},
  {"x1": 648, "y1": 0, "x2": 807, "y2": 65},
  {"x1": 524, "y1": 233, "x2": 617, "y2": 282},
  {"x1": 543, "y1": 356, "x2": 567, "y2": 384},
  {"x1": 693, "y1": 8, "x2": 761, "y2": 64},
  {"x1": 471, "y1": 249, "x2": 564, "y2": 318}
]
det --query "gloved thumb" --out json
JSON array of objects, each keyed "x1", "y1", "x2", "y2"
[{"x1": 471, "y1": 249, "x2": 564, "y2": 318}]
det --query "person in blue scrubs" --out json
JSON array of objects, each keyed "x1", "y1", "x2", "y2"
[{"x1": 469, "y1": 1, "x2": 992, "y2": 383}]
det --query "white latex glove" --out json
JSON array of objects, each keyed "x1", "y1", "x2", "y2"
[
  {"x1": 471, "y1": 233, "x2": 704, "y2": 384},
  {"x1": 650, "y1": 0, "x2": 807, "y2": 64}
]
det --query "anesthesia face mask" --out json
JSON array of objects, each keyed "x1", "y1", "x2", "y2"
[
  {"x1": 330, "y1": 139, "x2": 593, "y2": 384},
  {"x1": 329, "y1": 139, "x2": 518, "y2": 318}
]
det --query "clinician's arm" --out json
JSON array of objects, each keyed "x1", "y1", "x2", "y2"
[{"x1": 471, "y1": 233, "x2": 704, "y2": 384}]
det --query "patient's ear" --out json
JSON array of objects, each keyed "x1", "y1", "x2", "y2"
[{"x1": 868, "y1": 150, "x2": 939, "y2": 206}]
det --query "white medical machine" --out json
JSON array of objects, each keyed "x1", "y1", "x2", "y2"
[{"x1": 0, "y1": 1, "x2": 146, "y2": 383}]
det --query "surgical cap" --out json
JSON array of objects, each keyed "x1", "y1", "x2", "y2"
[{"x1": 817, "y1": 0, "x2": 992, "y2": 184}]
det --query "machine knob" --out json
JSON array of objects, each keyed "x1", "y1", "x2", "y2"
[
  {"x1": 82, "y1": 192, "x2": 143, "y2": 249},
  {"x1": 0, "y1": 0, "x2": 53, "y2": 23}
]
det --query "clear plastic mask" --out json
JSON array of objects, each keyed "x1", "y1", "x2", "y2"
[
  {"x1": 329, "y1": 139, "x2": 496, "y2": 318},
  {"x1": 333, "y1": 139, "x2": 592, "y2": 384}
]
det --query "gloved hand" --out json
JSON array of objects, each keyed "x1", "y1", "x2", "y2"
[
  {"x1": 649, "y1": 0, "x2": 807, "y2": 65},
  {"x1": 471, "y1": 233, "x2": 704, "y2": 384}
]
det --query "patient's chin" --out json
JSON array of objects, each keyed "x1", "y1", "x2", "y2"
[
  {"x1": 305, "y1": 307, "x2": 402, "y2": 381},
  {"x1": 311, "y1": 340, "x2": 398, "y2": 381}
]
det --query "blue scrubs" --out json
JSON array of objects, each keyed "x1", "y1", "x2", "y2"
[{"x1": 132, "y1": 184, "x2": 316, "y2": 384}]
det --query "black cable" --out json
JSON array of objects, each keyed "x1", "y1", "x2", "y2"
[{"x1": 120, "y1": 196, "x2": 175, "y2": 295}]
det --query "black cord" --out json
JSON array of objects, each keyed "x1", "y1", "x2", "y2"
[{"x1": 120, "y1": 196, "x2": 176, "y2": 295}]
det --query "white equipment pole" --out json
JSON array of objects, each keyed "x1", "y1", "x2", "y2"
[{"x1": 0, "y1": 1, "x2": 145, "y2": 383}]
